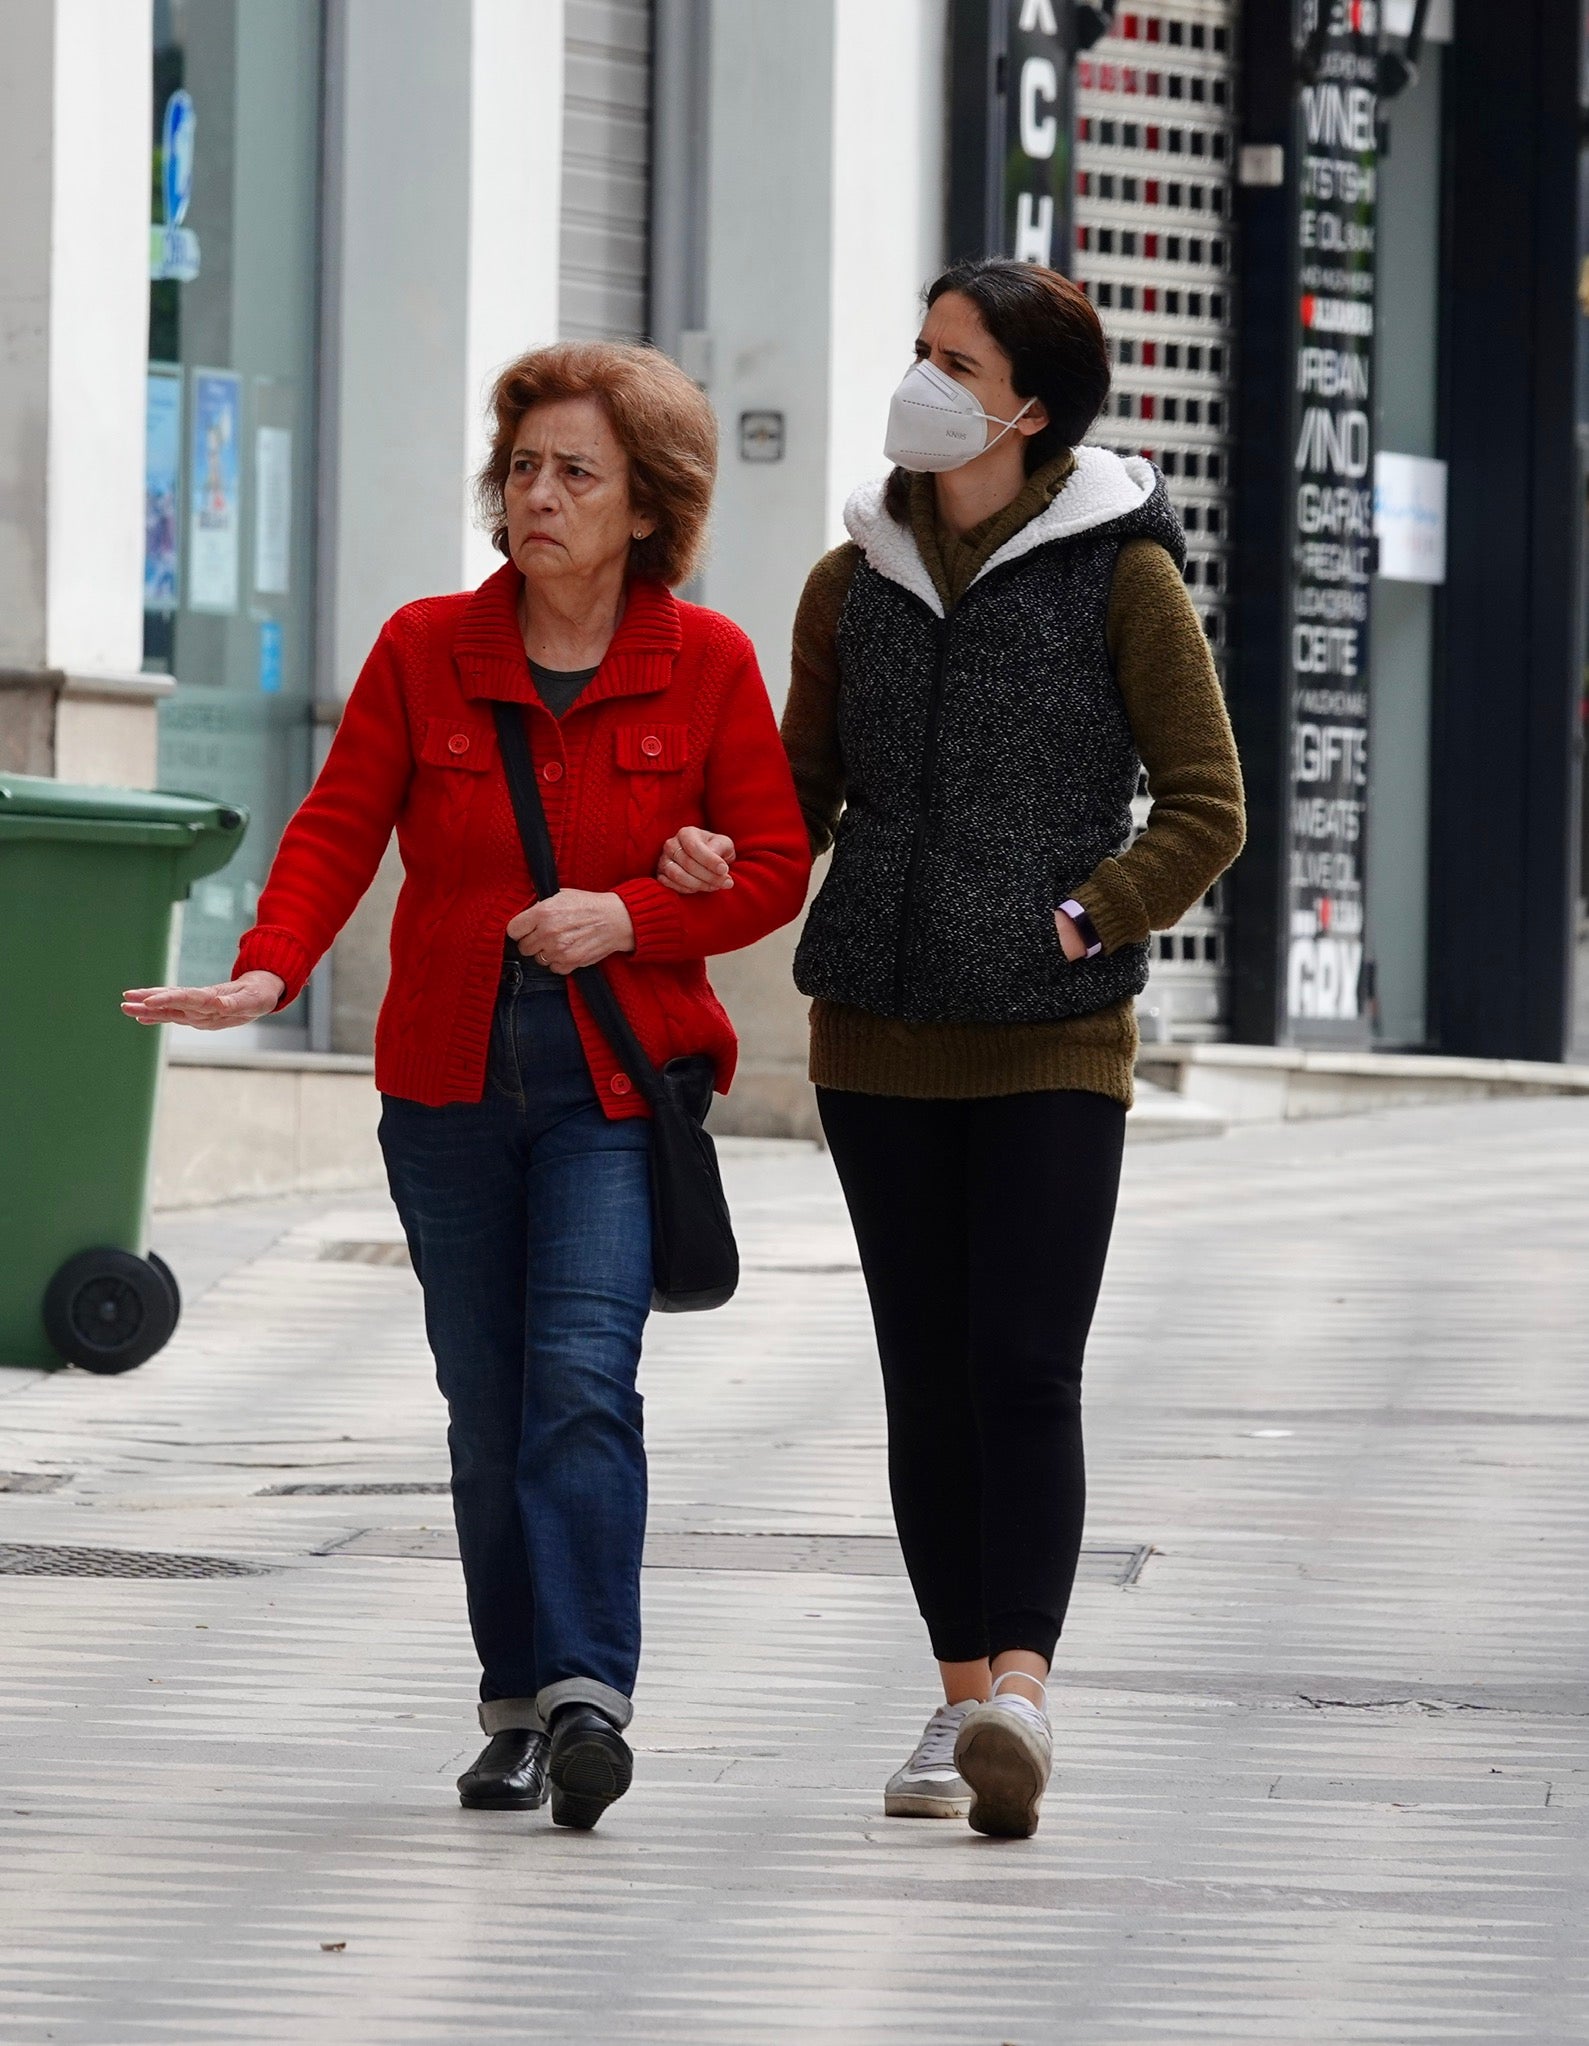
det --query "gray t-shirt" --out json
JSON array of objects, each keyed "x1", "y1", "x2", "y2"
[{"x1": 529, "y1": 660, "x2": 600, "y2": 720}]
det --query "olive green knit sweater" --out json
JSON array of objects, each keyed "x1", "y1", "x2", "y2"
[{"x1": 781, "y1": 457, "x2": 1245, "y2": 1107}]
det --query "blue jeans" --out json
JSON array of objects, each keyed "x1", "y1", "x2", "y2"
[{"x1": 378, "y1": 957, "x2": 653, "y2": 1734}]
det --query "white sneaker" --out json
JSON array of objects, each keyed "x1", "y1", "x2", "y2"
[
  {"x1": 883, "y1": 1701, "x2": 975, "y2": 1817},
  {"x1": 953, "y1": 1673, "x2": 1053, "y2": 1838}
]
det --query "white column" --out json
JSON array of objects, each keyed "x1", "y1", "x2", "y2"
[
  {"x1": 329, "y1": 0, "x2": 564, "y2": 696},
  {"x1": 825, "y1": 0, "x2": 946, "y2": 543},
  {"x1": 695, "y1": 0, "x2": 837, "y2": 702},
  {"x1": 0, "y1": 0, "x2": 162, "y2": 783},
  {"x1": 695, "y1": 0, "x2": 945, "y2": 709}
]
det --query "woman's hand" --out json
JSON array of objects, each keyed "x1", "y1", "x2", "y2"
[
  {"x1": 508, "y1": 891, "x2": 636, "y2": 973},
  {"x1": 1055, "y1": 909, "x2": 1089, "y2": 963},
  {"x1": 657, "y1": 826, "x2": 737, "y2": 895},
  {"x1": 121, "y1": 970, "x2": 287, "y2": 1030}
]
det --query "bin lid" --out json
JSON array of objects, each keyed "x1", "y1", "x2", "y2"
[
  {"x1": 0, "y1": 773, "x2": 247, "y2": 888},
  {"x1": 0, "y1": 773, "x2": 243, "y2": 832}
]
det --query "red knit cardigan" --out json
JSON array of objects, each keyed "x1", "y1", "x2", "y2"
[{"x1": 233, "y1": 566, "x2": 812, "y2": 1114}]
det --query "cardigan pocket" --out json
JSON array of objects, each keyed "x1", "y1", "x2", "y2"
[
  {"x1": 614, "y1": 723, "x2": 690, "y2": 773},
  {"x1": 418, "y1": 716, "x2": 497, "y2": 772}
]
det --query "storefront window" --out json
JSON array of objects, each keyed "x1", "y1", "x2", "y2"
[{"x1": 144, "y1": 0, "x2": 322, "y2": 1009}]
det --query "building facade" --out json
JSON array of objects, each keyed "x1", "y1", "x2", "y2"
[{"x1": 1, "y1": 0, "x2": 1584, "y2": 1135}]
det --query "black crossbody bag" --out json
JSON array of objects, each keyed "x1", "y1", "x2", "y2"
[{"x1": 491, "y1": 701, "x2": 739, "y2": 1314}]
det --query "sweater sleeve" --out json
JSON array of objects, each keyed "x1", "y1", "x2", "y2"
[
  {"x1": 1070, "y1": 539, "x2": 1246, "y2": 953},
  {"x1": 232, "y1": 623, "x2": 415, "y2": 1006},
  {"x1": 612, "y1": 633, "x2": 812, "y2": 962},
  {"x1": 780, "y1": 544, "x2": 859, "y2": 855}
]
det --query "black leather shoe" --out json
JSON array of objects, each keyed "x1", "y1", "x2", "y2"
[
  {"x1": 457, "y1": 1729, "x2": 550, "y2": 1810},
  {"x1": 548, "y1": 1706, "x2": 633, "y2": 1829}
]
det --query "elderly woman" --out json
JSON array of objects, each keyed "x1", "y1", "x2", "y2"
[{"x1": 123, "y1": 343, "x2": 810, "y2": 1830}]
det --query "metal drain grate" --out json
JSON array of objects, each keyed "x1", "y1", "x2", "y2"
[
  {"x1": 322, "y1": 1526, "x2": 1154, "y2": 1586},
  {"x1": 0, "y1": 1543, "x2": 267, "y2": 1580},
  {"x1": 0, "y1": 1473, "x2": 67, "y2": 1494},
  {"x1": 261, "y1": 1480, "x2": 448, "y2": 1497},
  {"x1": 319, "y1": 1241, "x2": 410, "y2": 1267}
]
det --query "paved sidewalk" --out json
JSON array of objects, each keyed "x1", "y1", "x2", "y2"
[{"x1": 0, "y1": 1102, "x2": 1586, "y2": 2044}]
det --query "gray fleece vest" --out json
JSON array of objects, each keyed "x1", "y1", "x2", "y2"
[{"x1": 794, "y1": 470, "x2": 1185, "y2": 1024}]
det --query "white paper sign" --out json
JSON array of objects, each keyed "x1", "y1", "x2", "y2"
[
  {"x1": 1374, "y1": 452, "x2": 1447, "y2": 585},
  {"x1": 253, "y1": 426, "x2": 292, "y2": 597}
]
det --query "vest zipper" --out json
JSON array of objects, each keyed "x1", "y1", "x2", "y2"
[{"x1": 892, "y1": 615, "x2": 953, "y2": 1011}]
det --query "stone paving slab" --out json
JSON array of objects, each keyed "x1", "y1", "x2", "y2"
[{"x1": 0, "y1": 1106, "x2": 1586, "y2": 2042}]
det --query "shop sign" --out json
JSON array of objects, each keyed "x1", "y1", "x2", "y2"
[
  {"x1": 1373, "y1": 451, "x2": 1446, "y2": 583},
  {"x1": 150, "y1": 89, "x2": 201, "y2": 283},
  {"x1": 1283, "y1": 2, "x2": 1379, "y2": 1042},
  {"x1": 1004, "y1": 0, "x2": 1070, "y2": 265},
  {"x1": 947, "y1": 0, "x2": 1072, "y2": 267}
]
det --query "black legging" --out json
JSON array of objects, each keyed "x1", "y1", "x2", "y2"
[{"x1": 818, "y1": 1086, "x2": 1126, "y2": 1666}]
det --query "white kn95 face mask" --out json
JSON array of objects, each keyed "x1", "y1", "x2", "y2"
[{"x1": 883, "y1": 357, "x2": 1036, "y2": 474}]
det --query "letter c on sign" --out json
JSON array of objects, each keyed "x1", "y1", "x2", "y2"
[{"x1": 1020, "y1": 57, "x2": 1059, "y2": 161}]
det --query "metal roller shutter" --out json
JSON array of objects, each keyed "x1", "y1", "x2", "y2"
[
  {"x1": 1071, "y1": 0, "x2": 1239, "y2": 1040},
  {"x1": 561, "y1": 0, "x2": 654, "y2": 341}
]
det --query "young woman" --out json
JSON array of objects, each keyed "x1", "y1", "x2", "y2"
[
  {"x1": 659, "y1": 258, "x2": 1244, "y2": 1838},
  {"x1": 125, "y1": 342, "x2": 810, "y2": 1831}
]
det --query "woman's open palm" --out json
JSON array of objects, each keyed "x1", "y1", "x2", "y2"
[{"x1": 121, "y1": 970, "x2": 286, "y2": 1030}]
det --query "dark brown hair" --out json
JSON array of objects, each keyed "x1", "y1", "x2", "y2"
[
  {"x1": 475, "y1": 341, "x2": 718, "y2": 586},
  {"x1": 885, "y1": 259, "x2": 1112, "y2": 521}
]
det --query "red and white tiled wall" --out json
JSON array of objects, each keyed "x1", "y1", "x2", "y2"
[{"x1": 1073, "y1": 0, "x2": 1239, "y2": 1037}]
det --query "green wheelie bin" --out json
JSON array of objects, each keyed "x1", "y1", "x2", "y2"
[{"x1": 0, "y1": 773, "x2": 248, "y2": 1374}]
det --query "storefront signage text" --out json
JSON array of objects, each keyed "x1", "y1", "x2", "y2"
[
  {"x1": 1004, "y1": 0, "x2": 1070, "y2": 265},
  {"x1": 1283, "y1": 2, "x2": 1378, "y2": 1040}
]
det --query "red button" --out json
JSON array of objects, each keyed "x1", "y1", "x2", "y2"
[
  {"x1": 447, "y1": 733, "x2": 469, "y2": 755},
  {"x1": 640, "y1": 734, "x2": 663, "y2": 760},
  {"x1": 610, "y1": 1073, "x2": 633, "y2": 1096},
  {"x1": 542, "y1": 761, "x2": 564, "y2": 783}
]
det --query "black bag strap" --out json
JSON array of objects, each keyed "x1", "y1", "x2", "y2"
[{"x1": 490, "y1": 700, "x2": 667, "y2": 1112}]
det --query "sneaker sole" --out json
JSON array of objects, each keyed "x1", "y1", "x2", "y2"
[
  {"x1": 549, "y1": 1732, "x2": 633, "y2": 1831},
  {"x1": 954, "y1": 1717, "x2": 1048, "y2": 1839},
  {"x1": 883, "y1": 1788, "x2": 972, "y2": 1818}
]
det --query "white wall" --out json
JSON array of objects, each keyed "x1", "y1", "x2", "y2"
[
  {"x1": 330, "y1": 0, "x2": 563, "y2": 695},
  {"x1": 0, "y1": 0, "x2": 56, "y2": 673},
  {"x1": 825, "y1": 0, "x2": 946, "y2": 544},
  {"x1": 696, "y1": 0, "x2": 836, "y2": 707},
  {"x1": 0, "y1": 0, "x2": 151, "y2": 680},
  {"x1": 697, "y1": 0, "x2": 945, "y2": 711}
]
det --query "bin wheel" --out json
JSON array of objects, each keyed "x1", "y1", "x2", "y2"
[
  {"x1": 147, "y1": 1251, "x2": 181, "y2": 1322},
  {"x1": 42, "y1": 1248, "x2": 180, "y2": 1375}
]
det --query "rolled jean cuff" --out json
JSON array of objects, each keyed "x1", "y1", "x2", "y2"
[
  {"x1": 478, "y1": 1695, "x2": 546, "y2": 1736},
  {"x1": 536, "y1": 1676, "x2": 634, "y2": 1731}
]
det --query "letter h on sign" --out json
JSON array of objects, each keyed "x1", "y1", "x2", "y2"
[
  {"x1": 1004, "y1": 0, "x2": 1070, "y2": 265},
  {"x1": 947, "y1": 0, "x2": 1074, "y2": 269}
]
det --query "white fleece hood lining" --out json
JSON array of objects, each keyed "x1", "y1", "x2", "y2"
[{"x1": 842, "y1": 446, "x2": 1159, "y2": 620}]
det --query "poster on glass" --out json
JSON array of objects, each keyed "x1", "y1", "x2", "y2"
[
  {"x1": 144, "y1": 366, "x2": 182, "y2": 614},
  {"x1": 188, "y1": 369, "x2": 242, "y2": 614}
]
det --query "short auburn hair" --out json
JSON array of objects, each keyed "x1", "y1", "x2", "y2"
[{"x1": 475, "y1": 341, "x2": 717, "y2": 587}]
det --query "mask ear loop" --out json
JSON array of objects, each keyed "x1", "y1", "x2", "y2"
[{"x1": 977, "y1": 396, "x2": 1037, "y2": 453}]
